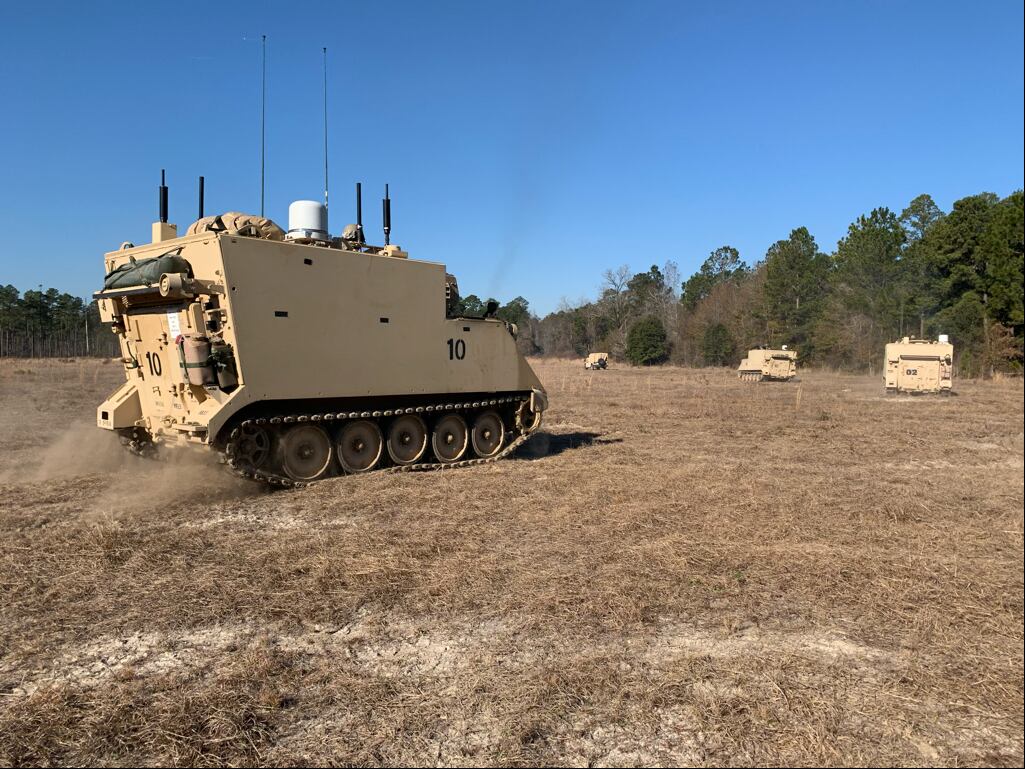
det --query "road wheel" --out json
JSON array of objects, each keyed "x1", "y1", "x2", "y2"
[
  {"x1": 337, "y1": 420, "x2": 384, "y2": 473},
  {"x1": 387, "y1": 414, "x2": 427, "y2": 465},
  {"x1": 471, "y1": 411, "x2": 505, "y2": 458},
  {"x1": 432, "y1": 414, "x2": 468, "y2": 463},
  {"x1": 237, "y1": 423, "x2": 272, "y2": 470},
  {"x1": 280, "y1": 425, "x2": 333, "y2": 481}
]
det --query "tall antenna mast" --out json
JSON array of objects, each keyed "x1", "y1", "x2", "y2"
[
  {"x1": 323, "y1": 46, "x2": 329, "y2": 210},
  {"x1": 260, "y1": 34, "x2": 267, "y2": 217}
]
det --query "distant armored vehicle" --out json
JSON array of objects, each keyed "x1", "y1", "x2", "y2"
[
  {"x1": 738, "y1": 347, "x2": 797, "y2": 382},
  {"x1": 95, "y1": 178, "x2": 547, "y2": 485},
  {"x1": 884, "y1": 336, "x2": 953, "y2": 394},
  {"x1": 584, "y1": 352, "x2": 609, "y2": 370}
]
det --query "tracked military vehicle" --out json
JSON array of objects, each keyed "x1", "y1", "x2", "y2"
[
  {"x1": 737, "y1": 347, "x2": 797, "y2": 382},
  {"x1": 95, "y1": 177, "x2": 547, "y2": 485},
  {"x1": 884, "y1": 336, "x2": 953, "y2": 394}
]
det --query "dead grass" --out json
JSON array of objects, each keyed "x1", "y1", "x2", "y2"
[{"x1": 0, "y1": 356, "x2": 1022, "y2": 766}]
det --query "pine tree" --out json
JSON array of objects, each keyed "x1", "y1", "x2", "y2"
[
  {"x1": 761, "y1": 227, "x2": 830, "y2": 354},
  {"x1": 626, "y1": 316, "x2": 669, "y2": 366},
  {"x1": 702, "y1": 323, "x2": 736, "y2": 366}
]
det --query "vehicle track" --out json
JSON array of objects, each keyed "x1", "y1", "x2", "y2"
[{"x1": 223, "y1": 394, "x2": 538, "y2": 487}]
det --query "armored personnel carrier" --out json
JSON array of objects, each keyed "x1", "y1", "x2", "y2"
[
  {"x1": 884, "y1": 336, "x2": 953, "y2": 394},
  {"x1": 737, "y1": 347, "x2": 797, "y2": 382},
  {"x1": 584, "y1": 352, "x2": 609, "y2": 370},
  {"x1": 95, "y1": 179, "x2": 547, "y2": 485}
]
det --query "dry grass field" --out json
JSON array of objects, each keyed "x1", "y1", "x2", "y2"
[{"x1": 0, "y1": 356, "x2": 1022, "y2": 767}]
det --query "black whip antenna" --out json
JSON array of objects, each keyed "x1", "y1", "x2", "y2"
[
  {"x1": 356, "y1": 182, "x2": 364, "y2": 242},
  {"x1": 260, "y1": 34, "x2": 267, "y2": 217},
  {"x1": 382, "y1": 183, "x2": 391, "y2": 245},
  {"x1": 323, "y1": 46, "x2": 329, "y2": 210},
  {"x1": 159, "y1": 169, "x2": 168, "y2": 223}
]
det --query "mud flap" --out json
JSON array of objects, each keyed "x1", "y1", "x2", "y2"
[{"x1": 97, "y1": 380, "x2": 142, "y2": 430}]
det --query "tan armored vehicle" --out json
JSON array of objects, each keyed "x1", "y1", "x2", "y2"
[
  {"x1": 737, "y1": 346, "x2": 797, "y2": 382},
  {"x1": 884, "y1": 336, "x2": 953, "y2": 394},
  {"x1": 584, "y1": 352, "x2": 609, "y2": 370},
  {"x1": 95, "y1": 178, "x2": 547, "y2": 485}
]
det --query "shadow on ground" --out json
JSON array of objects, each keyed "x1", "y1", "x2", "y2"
[{"x1": 512, "y1": 431, "x2": 622, "y2": 460}]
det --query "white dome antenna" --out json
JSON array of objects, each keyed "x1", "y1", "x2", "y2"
[{"x1": 286, "y1": 200, "x2": 329, "y2": 242}]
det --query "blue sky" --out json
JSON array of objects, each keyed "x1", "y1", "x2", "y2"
[{"x1": 0, "y1": 0, "x2": 1022, "y2": 315}]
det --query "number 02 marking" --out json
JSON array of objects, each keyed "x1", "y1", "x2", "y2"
[{"x1": 447, "y1": 338, "x2": 466, "y2": 360}]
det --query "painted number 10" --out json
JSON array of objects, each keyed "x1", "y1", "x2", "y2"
[{"x1": 447, "y1": 338, "x2": 466, "y2": 360}]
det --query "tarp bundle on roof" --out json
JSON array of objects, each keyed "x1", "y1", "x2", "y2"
[{"x1": 186, "y1": 212, "x2": 285, "y2": 241}]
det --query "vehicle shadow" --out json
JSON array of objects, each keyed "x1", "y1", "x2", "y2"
[{"x1": 511, "y1": 430, "x2": 622, "y2": 460}]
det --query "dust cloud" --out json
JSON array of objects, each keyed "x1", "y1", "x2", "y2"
[
  {"x1": 1, "y1": 420, "x2": 263, "y2": 514},
  {"x1": 25, "y1": 421, "x2": 125, "y2": 482},
  {"x1": 85, "y1": 446, "x2": 265, "y2": 517}
]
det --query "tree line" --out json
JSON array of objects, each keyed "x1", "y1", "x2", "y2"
[
  {"x1": 493, "y1": 190, "x2": 1023, "y2": 376},
  {"x1": 4, "y1": 189, "x2": 1022, "y2": 375},
  {"x1": 0, "y1": 286, "x2": 118, "y2": 358}
]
